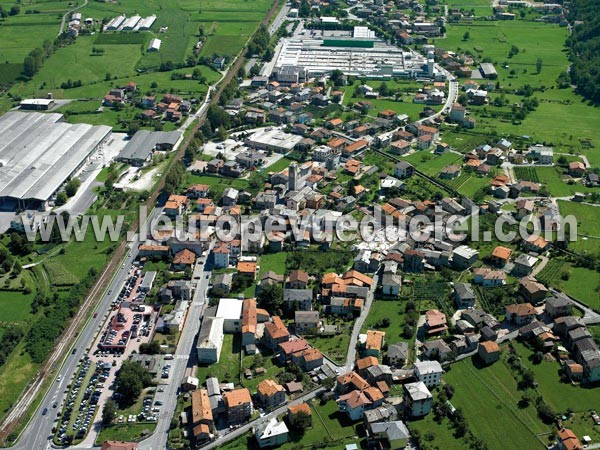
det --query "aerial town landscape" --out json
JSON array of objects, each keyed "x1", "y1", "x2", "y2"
[{"x1": 0, "y1": 0, "x2": 599, "y2": 448}]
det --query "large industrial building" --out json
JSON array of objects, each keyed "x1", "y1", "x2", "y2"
[
  {"x1": 0, "y1": 112, "x2": 111, "y2": 210},
  {"x1": 117, "y1": 130, "x2": 181, "y2": 166},
  {"x1": 270, "y1": 26, "x2": 435, "y2": 81}
]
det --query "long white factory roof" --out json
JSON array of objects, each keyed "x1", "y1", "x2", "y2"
[{"x1": 0, "y1": 112, "x2": 111, "y2": 201}]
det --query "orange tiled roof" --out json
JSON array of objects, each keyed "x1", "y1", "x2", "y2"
[
  {"x1": 173, "y1": 249, "x2": 196, "y2": 265},
  {"x1": 356, "y1": 356, "x2": 378, "y2": 371},
  {"x1": 257, "y1": 379, "x2": 285, "y2": 397},
  {"x1": 223, "y1": 388, "x2": 251, "y2": 407},
  {"x1": 492, "y1": 246, "x2": 512, "y2": 261},
  {"x1": 191, "y1": 389, "x2": 213, "y2": 423},
  {"x1": 366, "y1": 330, "x2": 385, "y2": 351}
]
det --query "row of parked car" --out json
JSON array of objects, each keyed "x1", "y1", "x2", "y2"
[{"x1": 54, "y1": 358, "x2": 110, "y2": 444}]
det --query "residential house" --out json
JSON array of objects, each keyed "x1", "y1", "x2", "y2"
[
  {"x1": 337, "y1": 390, "x2": 371, "y2": 421},
  {"x1": 473, "y1": 268, "x2": 506, "y2": 286},
  {"x1": 287, "y1": 403, "x2": 312, "y2": 427},
  {"x1": 254, "y1": 418, "x2": 289, "y2": 448},
  {"x1": 478, "y1": 341, "x2": 501, "y2": 365},
  {"x1": 278, "y1": 338, "x2": 311, "y2": 363},
  {"x1": 263, "y1": 317, "x2": 290, "y2": 350},
  {"x1": 172, "y1": 249, "x2": 196, "y2": 271},
  {"x1": 294, "y1": 311, "x2": 321, "y2": 334},
  {"x1": 519, "y1": 276, "x2": 548, "y2": 303},
  {"x1": 404, "y1": 381, "x2": 433, "y2": 417},
  {"x1": 369, "y1": 421, "x2": 410, "y2": 450},
  {"x1": 394, "y1": 161, "x2": 414, "y2": 179},
  {"x1": 286, "y1": 270, "x2": 309, "y2": 289},
  {"x1": 425, "y1": 309, "x2": 448, "y2": 335},
  {"x1": 223, "y1": 388, "x2": 252, "y2": 424},
  {"x1": 414, "y1": 360, "x2": 443, "y2": 387},
  {"x1": 440, "y1": 165, "x2": 461, "y2": 179},
  {"x1": 454, "y1": 283, "x2": 476, "y2": 309},
  {"x1": 545, "y1": 294, "x2": 572, "y2": 319},
  {"x1": 257, "y1": 379, "x2": 286, "y2": 408},
  {"x1": 505, "y1": 303, "x2": 537, "y2": 325},
  {"x1": 386, "y1": 342, "x2": 408, "y2": 368},
  {"x1": 283, "y1": 288, "x2": 313, "y2": 311},
  {"x1": 557, "y1": 428, "x2": 583, "y2": 450},
  {"x1": 364, "y1": 330, "x2": 386, "y2": 357},
  {"x1": 336, "y1": 371, "x2": 370, "y2": 395},
  {"x1": 512, "y1": 254, "x2": 538, "y2": 277},
  {"x1": 490, "y1": 246, "x2": 512, "y2": 267}
]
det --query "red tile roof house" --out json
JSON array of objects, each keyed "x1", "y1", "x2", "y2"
[
  {"x1": 278, "y1": 338, "x2": 311, "y2": 363},
  {"x1": 490, "y1": 246, "x2": 512, "y2": 267},
  {"x1": 505, "y1": 303, "x2": 537, "y2": 325}
]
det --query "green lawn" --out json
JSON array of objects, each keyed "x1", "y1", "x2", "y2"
[
  {"x1": 403, "y1": 151, "x2": 463, "y2": 176},
  {"x1": 443, "y1": 357, "x2": 548, "y2": 450},
  {"x1": 258, "y1": 252, "x2": 288, "y2": 276},
  {"x1": 95, "y1": 423, "x2": 156, "y2": 444},
  {"x1": 0, "y1": 290, "x2": 37, "y2": 322},
  {"x1": 361, "y1": 299, "x2": 408, "y2": 346},
  {"x1": 240, "y1": 353, "x2": 285, "y2": 393},
  {"x1": 560, "y1": 267, "x2": 600, "y2": 310},
  {"x1": 262, "y1": 157, "x2": 292, "y2": 174},
  {"x1": 197, "y1": 334, "x2": 241, "y2": 385},
  {"x1": 305, "y1": 329, "x2": 351, "y2": 365},
  {"x1": 220, "y1": 399, "x2": 358, "y2": 450},
  {"x1": 513, "y1": 342, "x2": 600, "y2": 412}
]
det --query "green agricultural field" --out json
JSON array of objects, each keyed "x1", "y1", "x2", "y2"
[
  {"x1": 444, "y1": 357, "x2": 549, "y2": 450},
  {"x1": 0, "y1": 12, "x2": 65, "y2": 64},
  {"x1": 557, "y1": 200, "x2": 600, "y2": 237},
  {"x1": 512, "y1": 342, "x2": 600, "y2": 412},
  {"x1": 13, "y1": 35, "x2": 143, "y2": 94},
  {"x1": 258, "y1": 252, "x2": 288, "y2": 276},
  {"x1": 403, "y1": 151, "x2": 463, "y2": 176},
  {"x1": 442, "y1": 19, "x2": 600, "y2": 167},
  {"x1": 560, "y1": 267, "x2": 600, "y2": 310}
]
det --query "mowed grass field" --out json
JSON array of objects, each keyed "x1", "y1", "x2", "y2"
[
  {"x1": 513, "y1": 342, "x2": 600, "y2": 412},
  {"x1": 442, "y1": 19, "x2": 600, "y2": 167},
  {"x1": 443, "y1": 357, "x2": 548, "y2": 450},
  {"x1": 191, "y1": 0, "x2": 275, "y2": 57}
]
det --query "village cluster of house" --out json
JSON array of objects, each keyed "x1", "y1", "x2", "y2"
[{"x1": 102, "y1": 82, "x2": 192, "y2": 123}]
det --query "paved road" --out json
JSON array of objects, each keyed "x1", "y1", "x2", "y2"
[
  {"x1": 13, "y1": 208, "x2": 162, "y2": 450},
  {"x1": 343, "y1": 274, "x2": 379, "y2": 372},
  {"x1": 138, "y1": 243, "x2": 214, "y2": 450},
  {"x1": 58, "y1": 0, "x2": 89, "y2": 36}
]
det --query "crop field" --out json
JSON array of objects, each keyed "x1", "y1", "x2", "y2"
[
  {"x1": 444, "y1": 357, "x2": 548, "y2": 450},
  {"x1": 535, "y1": 258, "x2": 567, "y2": 287},
  {"x1": 43, "y1": 259, "x2": 79, "y2": 286},
  {"x1": 513, "y1": 167, "x2": 539, "y2": 183},
  {"x1": 193, "y1": 0, "x2": 275, "y2": 57}
]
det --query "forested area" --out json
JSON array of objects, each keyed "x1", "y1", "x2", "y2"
[{"x1": 567, "y1": 0, "x2": 600, "y2": 103}]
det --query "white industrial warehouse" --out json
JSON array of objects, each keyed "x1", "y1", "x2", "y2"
[
  {"x1": 269, "y1": 26, "x2": 435, "y2": 81},
  {"x1": 0, "y1": 112, "x2": 111, "y2": 210}
]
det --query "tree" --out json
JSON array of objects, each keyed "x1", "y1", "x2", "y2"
[
  {"x1": 102, "y1": 399, "x2": 117, "y2": 425},
  {"x1": 139, "y1": 341, "x2": 161, "y2": 354},
  {"x1": 257, "y1": 283, "x2": 283, "y2": 314},
  {"x1": 463, "y1": 31, "x2": 470, "y2": 41},
  {"x1": 55, "y1": 192, "x2": 68, "y2": 206},
  {"x1": 536, "y1": 57, "x2": 543, "y2": 74},
  {"x1": 379, "y1": 81, "x2": 390, "y2": 97},
  {"x1": 65, "y1": 178, "x2": 81, "y2": 197},
  {"x1": 128, "y1": 121, "x2": 140, "y2": 136},
  {"x1": 290, "y1": 410, "x2": 312, "y2": 432},
  {"x1": 9, "y1": 5, "x2": 20, "y2": 15},
  {"x1": 114, "y1": 361, "x2": 153, "y2": 407}
]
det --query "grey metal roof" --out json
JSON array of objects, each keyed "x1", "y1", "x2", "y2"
[
  {"x1": 0, "y1": 112, "x2": 111, "y2": 201},
  {"x1": 118, "y1": 130, "x2": 181, "y2": 162}
]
